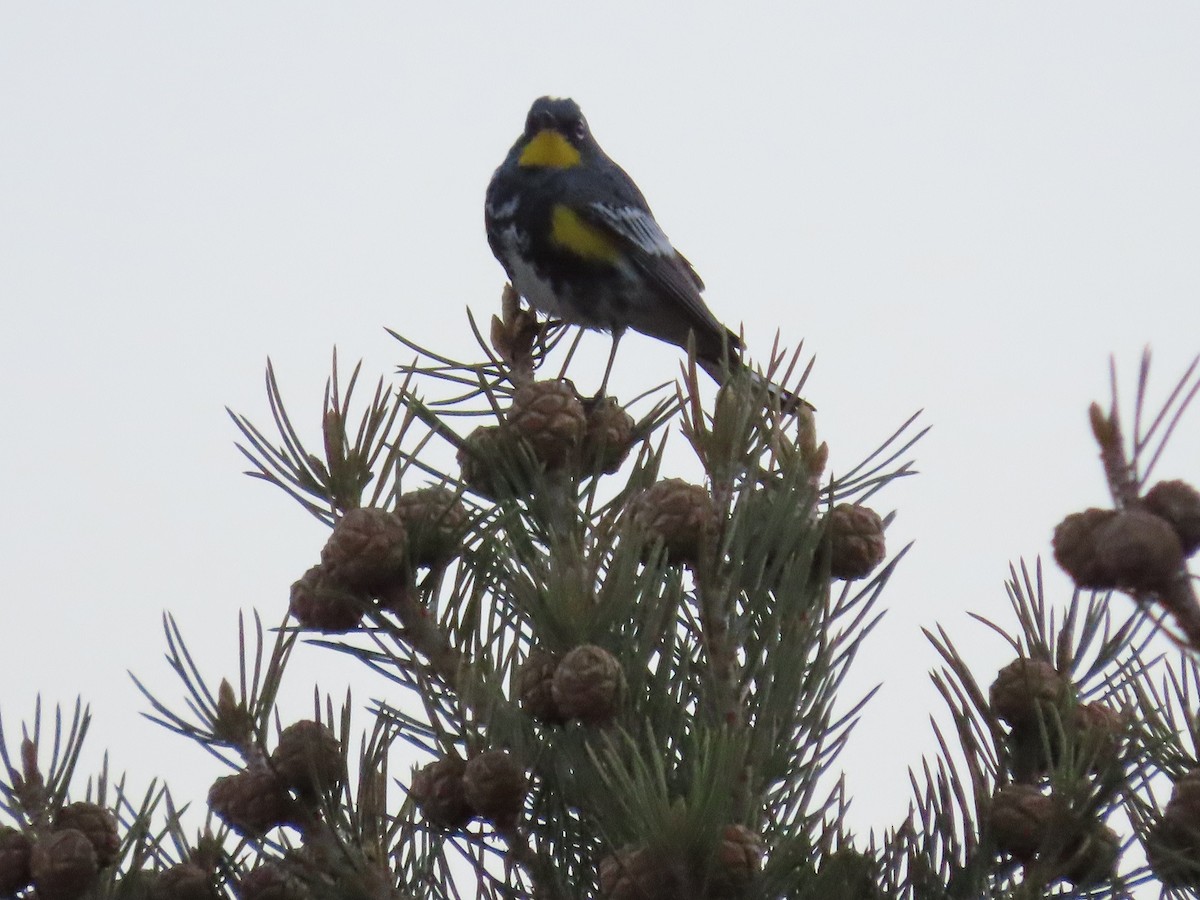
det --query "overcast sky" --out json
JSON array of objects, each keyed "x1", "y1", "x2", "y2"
[{"x1": 3, "y1": 3, "x2": 1199, "y2": 850}]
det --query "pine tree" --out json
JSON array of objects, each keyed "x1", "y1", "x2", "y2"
[{"x1": 2, "y1": 296, "x2": 1200, "y2": 899}]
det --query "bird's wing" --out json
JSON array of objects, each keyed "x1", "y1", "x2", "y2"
[{"x1": 582, "y1": 201, "x2": 725, "y2": 336}]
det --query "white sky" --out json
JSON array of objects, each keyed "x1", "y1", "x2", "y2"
[{"x1": 3, "y1": 1, "x2": 1200, "y2": 858}]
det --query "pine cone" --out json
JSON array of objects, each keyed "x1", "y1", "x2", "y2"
[
  {"x1": 271, "y1": 720, "x2": 343, "y2": 799},
  {"x1": 457, "y1": 425, "x2": 519, "y2": 501},
  {"x1": 515, "y1": 647, "x2": 564, "y2": 725},
  {"x1": 598, "y1": 846, "x2": 686, "y2": 900},
  {"x1": 320, "y1": 507, "x2": 409, "y2": 594},
  {"x1": 1143, "y1": 480, "x2": 1200, "y2": 556},
  {"x1": 989, "y1": 658, "x2": 1070, "y2": 728},
  {"x1": 149, "y1": 863, "x2": 219, "y2": 900},
  {"x1": 1168, "y1": 768, "x2": 1200, "y2": 823},
  {"x1": 1148, "y1": 811, "x2": 1200, "y2": 888},
  {"x1": 1156, "y1": 766, "x2": 1200, "y2": 884},
  {"x1": 827, "y1": 504, "x2": 886, "y2": 580},
  {"x1": 708, "y1": 824, "x2": 764, "y2": 898},
  {"x1": 289, "y1": 564, "x2": 366, "y2": 632},
  {"x1": 462, "y1": 750, "x2": 526, "y2": 827},
  {"x1": 508, "y1": 379, "x2": 587, "y2": 469},
  {"x1": 0, "y1": 826, "x2": 32, "y2": 895},
  {"x1": 237, "y1": 862, "x2": 310, "y2": 900},
  {"x1": 1052, "y1": 508, "x2": 1118, "y2": 589},
  {"x1": 30, "y1": 828, "x2": 98, "y2": 900},
  {"x1": 988, "y1": 784, "x2": 1060, "y2": 862},
  {"x1": 628, "y1": 478, "x2": 718, "y2": 566},
  {"x1": 54, "y1": 801, "x2": 119, "y2": 868},
  {"x1": 717, "y1": 824, "x2": 764, "y2": 876},
  {"x1": 208, "y1": 769, "x2": 298, "y2": 837},
  {"x1": 1094, "y1": 508, "x2": 1184, "y2": 592},
  {"x1": 551, "y1": 644, "x2": 624, "y2": 725},
  {"x1": 395, "y1": 487, "x2": 468, "y2": 567},
  {"x1": 409, "y1": 754, "x2": 472, "y2": 829},
  {"x1": 583, "y1": 398, "x2": 635, "y2": 475},
  {"x1": 1051, "y1": 822, "x2": 1120, "y2": 888}
]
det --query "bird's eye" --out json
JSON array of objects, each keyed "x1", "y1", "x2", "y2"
[{"x1": 572, "y1": 119, "x2": 588, "y2": 141}]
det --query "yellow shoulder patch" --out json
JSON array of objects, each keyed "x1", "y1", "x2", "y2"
[
  {"x1": 550, "y1": 206, "x2": 620, "y2": 262},
  {"x1": 519, "y1": 130, "x2": 582, "y2": 169}
]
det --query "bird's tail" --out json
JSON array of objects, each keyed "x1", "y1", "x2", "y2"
[{"x1": 698, "y1": 353, "x2": 814, "y2": 413}]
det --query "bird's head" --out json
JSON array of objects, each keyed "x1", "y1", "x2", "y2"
[{"x1": 517, "y1": 96, "x2": 594, "y2": 169}]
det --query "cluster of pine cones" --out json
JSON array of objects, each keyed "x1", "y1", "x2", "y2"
[
  {"x1": 273, "y1": 377, "x2": 889, "y2": 898},
  {"x1": 985, "y1": 658, "x2": 1126, "y2": 888},
  {"x1": 1053, "y1": 479, "x2": 1200, "y2": 595}
]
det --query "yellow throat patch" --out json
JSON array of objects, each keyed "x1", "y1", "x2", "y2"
[
  {"x1": 550, "y1": 206, "x2": 620, "y2": 262},
  {"x1": 519, "y1": 130, "x2": 582, "y2": 168}
]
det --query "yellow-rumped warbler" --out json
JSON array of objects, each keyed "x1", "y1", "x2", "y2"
[{"x1": 485, "y1": 96, "x2": 804, "y2": 407}]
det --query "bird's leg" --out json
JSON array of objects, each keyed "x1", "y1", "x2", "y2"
[{"x1": 596, "y1": 330, "x2": 624, "y2": 400}]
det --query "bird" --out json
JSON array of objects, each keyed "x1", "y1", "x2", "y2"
[{"x1": 485, "y1": 96, "x2": 804, "y2": 407}]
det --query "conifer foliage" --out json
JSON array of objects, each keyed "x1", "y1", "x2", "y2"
[{"x1": 1, "y1": 297, "x2": 1199, "y2": 898}]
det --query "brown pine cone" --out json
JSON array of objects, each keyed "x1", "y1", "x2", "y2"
[
  {"x1": 320, "y1": 507, "x2": 409, "y2": 594},
  {"x1": 0, "y1": 826, "x2": 32, "y2": 895},
  {"x1": 457, "y1": 425, "x2": 519, "y2": 501},
  {"x1": 598, "y1": 846, "x2": 686, "y2": 900},
  {"x1": 708, "y1": 824, "x2": 764, "y2": 898},
  {"x1": 1143, "y1": 480, "x2": 1200, "y2": 557},
  {"x1": 627, "y1": 478, "x2": 718, "y2": 566},
  {"x1": 1148, "y1": 808, "x2": 1200, "y2": 888},
  {"x1": 395, "y1": 486, "x2": 469, "y2": 567},
  {"x1": 515, "y1": 647, "x2": 564, "y2": 725},
  {"x1": 827, "y1": 504, "x2": 886, "y2": 581},
  {"x1": 1156, "y1": 766, "x2": 1200, "y2": 883},
  {"x1": 462, "y1": 750, "x2": 526, "y2": 827},
  {"x1": 30, "y1": 828, "x2": 98, "y2": 900},
  {"x1": 54, "y1": 801, "x2": 119, "y2": 868},
  {"x1": 551, "y1": 644, "x2": 624, "y2": 725},
  {"x1": 1095, "y1": 508, "x2": 1185, "y2": 592},
  {"x1": 1051, "y1": 822, "x2": 1120, "y2": 888},
  {"x1": 289, "y1": 564, "x2": 366, "y2": 632},
  {"x1": 149, "y1": 863, "x2": 219, "y2": 900},
  {"x1": 1168, "y1": 767, "x2": 1200, "y2": 822},
  {"x1": 989, "y1": 658, "x2": 1071, "y2": 728},
  {"x1": 1052, "y1": 508, "x2": 1119, "y2": 589},
  {"x1": 237, "y1": 861, "x2": 310, "y2": 900},
  {"x1": 988, "y1": 784, "x2": 1060, "y2": 862},
  {"x1": 208, "y1": 769, "x2": 299, "y2": 837},
  {"x1": 409, "y1": 754, "x2": 472, "y2": 829},
  {"x1": 271, "y1": 720, "x2": 343, "y2": 799},
  {"x1": 582, "y1": 397, "x2": 635, "y2": 475},
  {"x1": 717, "y1": 824, "x2": 764, "y2": 876},
  {"x1": 508, "y1": 379, "x2": 587, "y2": 469}
]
